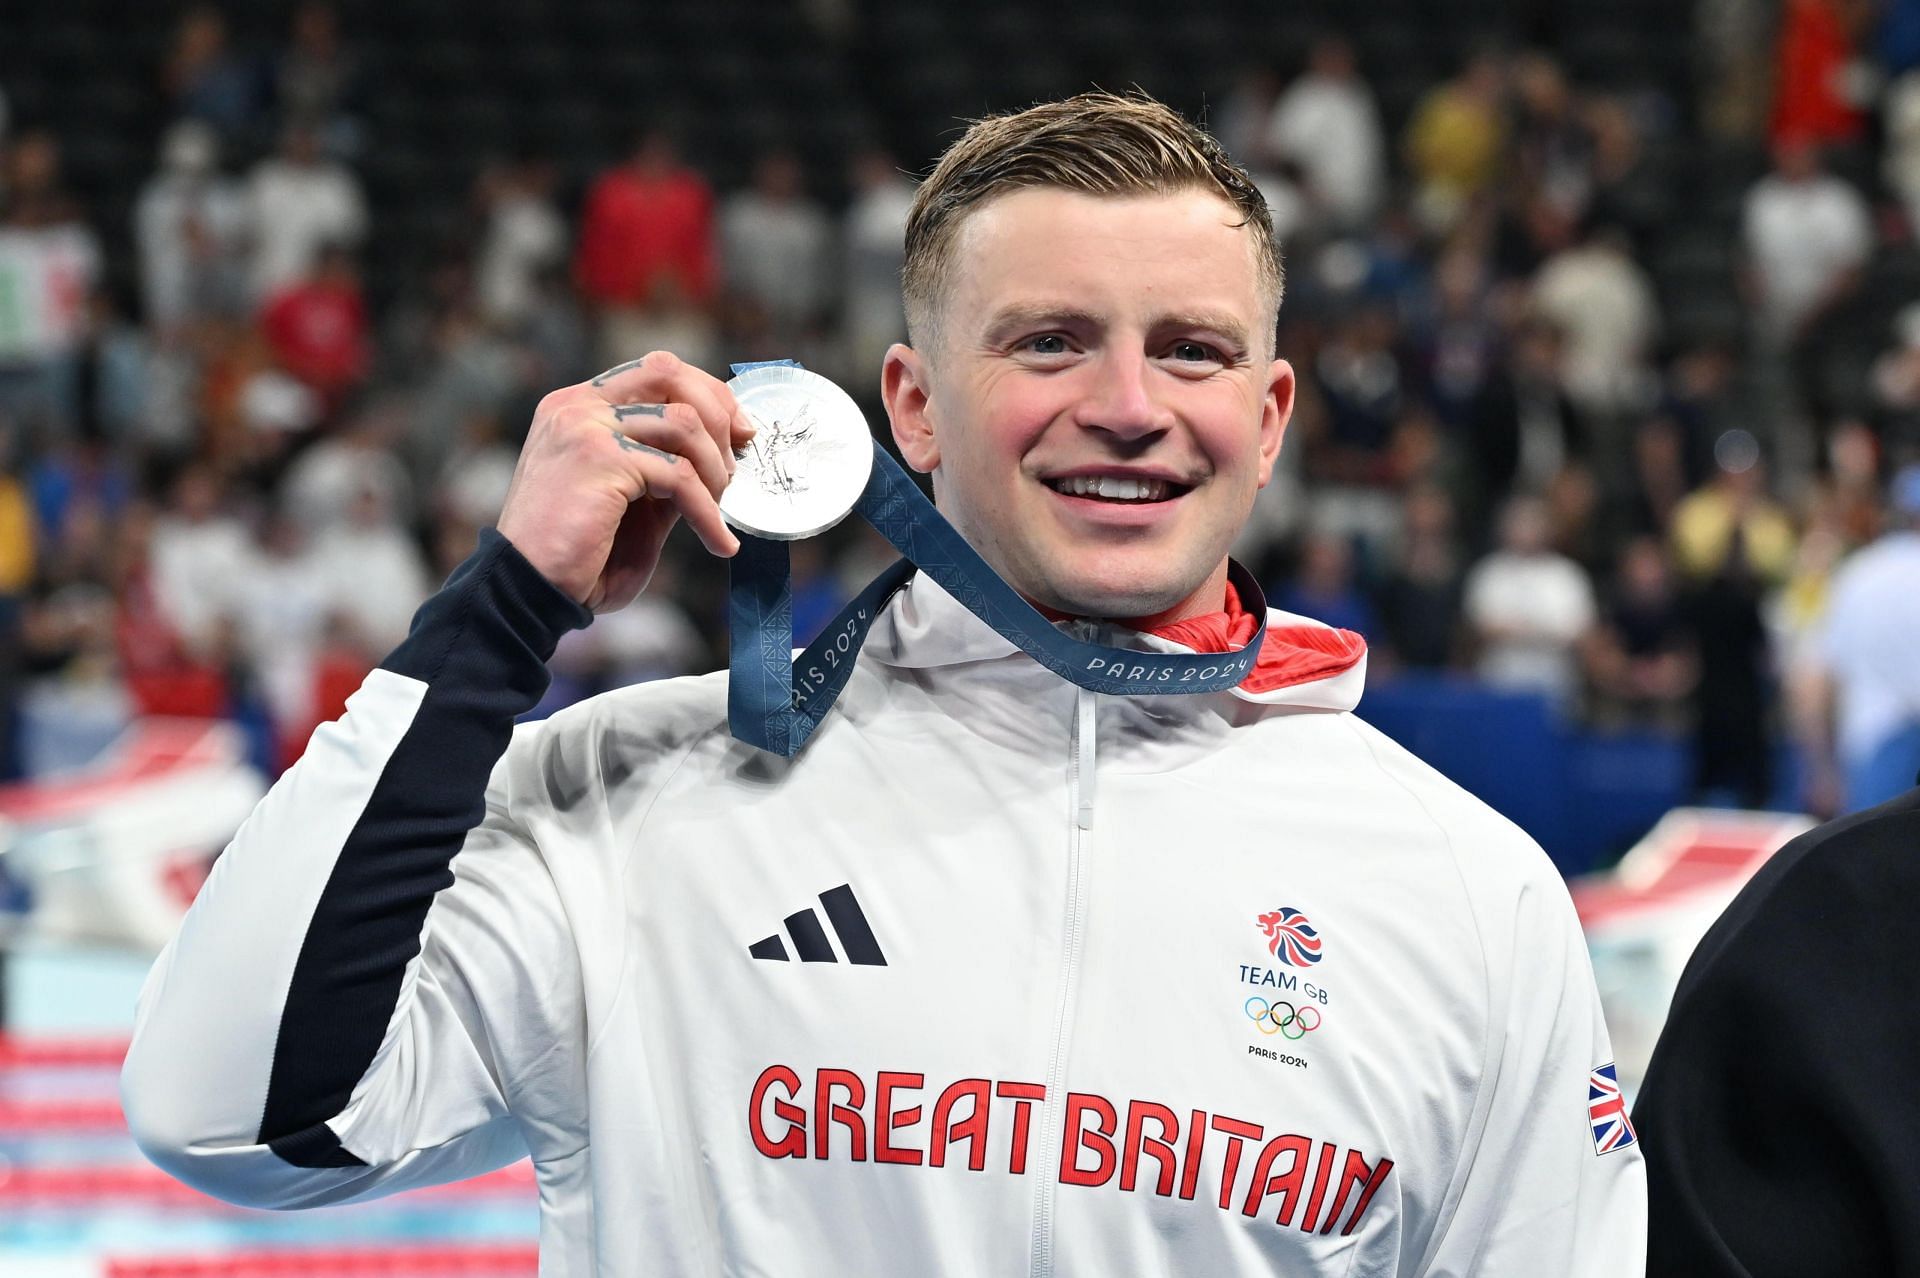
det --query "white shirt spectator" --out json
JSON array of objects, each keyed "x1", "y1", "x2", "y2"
[
  {"x1": 245, "y1": 149, "x2": 367, "y2": 302},
  {"x1": 722, "y1": 155, "x2": 833, "y2": 335},
  {"x1": 1532, "y1": 236, "x2": 1660, "y2": 417},
  {"x1": 233, "y1": 526, "x2": 333, "y2": 731},
  {"x1": 477, "y1": 182, "x2": 567, "y2": 329},
  {"x1": 1264, "y1": 64, "x2": 1386, "y2": 229},
  {"x1": 1464, "y1": 548, "x2": 1597, "y2": 705},
  {"x1": 1814, "y1": 529, "x2": 1920, "y2": 765},
  {"x1": 148, "y1": 511, "x2": 251, "y2": 655},
  {"x1": 841, "y1": 162, "x2": 914, "y2": 377},
  {"x1": 437, "y1": 440, "x2": 518, "y2": 528},
  {"x1": 281, "y1": 433, "x2": 414, "y2": 534},
  {"x1": 135, "y1": 121, "x2": 249, "y2": 330},
  {"x1": 311, "y1": 520, "x2": 430, "y2": 656},
  {"x1": 1743, "y1": 168, "x2": 1872, "y2": 346},
  {"x1": 0, "y1": 221, "x2": 100, "y2": 365}
]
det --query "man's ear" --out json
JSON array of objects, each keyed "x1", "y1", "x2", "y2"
[
  {"x1": 882, "y1": 342, "x2": 940, "y2": 473},
  {"x1": 1255, "y1": 357, "x2": 1296, "y2": 488}
]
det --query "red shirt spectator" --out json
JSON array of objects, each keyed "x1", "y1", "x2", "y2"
[
  {"x1": 260, "y1": 244, "x2": 370, "y2": 404},
  {"x1": 573, "y1": 132, "x2": 717, "y2": 308},
  {"x1": 1771, "y1": 0, "x2": 1871, "y2": 147}
]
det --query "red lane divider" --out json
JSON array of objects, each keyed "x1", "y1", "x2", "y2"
[
  {"x1": 0, "y1": 1096, "x2": 128, "y2": 1131},
  {"x1": 0, "y1": 1034, "x2": 132, "y2": 1070},
  {"x1": 0, "y1": 1162, "x2": 535, "y2": 1206},
  {"x1": 104, "y1": 1243, "x2": 540, "y2": 1277}
]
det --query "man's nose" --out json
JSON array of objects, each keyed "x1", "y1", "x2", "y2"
[{"x1": 1073, "y1": 351, "x2": 1172, "y2": 442}]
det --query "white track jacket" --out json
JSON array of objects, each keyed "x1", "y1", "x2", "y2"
[{"x1": 121, "y1": 530, "x2": 1646, "y2": 1276}]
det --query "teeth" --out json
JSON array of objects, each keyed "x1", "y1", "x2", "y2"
[{"x1": 1052, "y1": 475, "x2": 1172, "y2": 501}]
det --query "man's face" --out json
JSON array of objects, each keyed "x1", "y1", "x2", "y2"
[{"x1": 884, "y1": 187, "x2": 1293, "y2": 623}]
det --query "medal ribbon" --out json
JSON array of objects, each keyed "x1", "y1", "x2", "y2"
[{"x1": 725, "y1": 363, "x2": 1268, "y2": 756}]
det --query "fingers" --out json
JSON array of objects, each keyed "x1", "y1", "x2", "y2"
[
  {"x1": 614, "y1": 439, "x2": 740, "y2": 557},
  {"x1": 591, "y1": 350, "x2": 754, "y2": 472},
  {"x1": 610, "y1": 401, "x2": 730, "y2": 502}
]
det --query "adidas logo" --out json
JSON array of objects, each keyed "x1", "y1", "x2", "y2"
[{"x1": 749, "y1": 883, "x2": 887, "y2": 966}]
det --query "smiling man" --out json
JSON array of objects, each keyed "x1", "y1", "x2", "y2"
[{"x1": 122, "y1": 94, "x2": 1645, "y2": 1276}]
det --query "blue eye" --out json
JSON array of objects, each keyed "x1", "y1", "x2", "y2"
[
  {"x1": 1171, "y1": 341, "x2": 1220, "y2": 362},
  {"x1": 1025, "y1": 334, "x2": 1069, "y2": 355}
]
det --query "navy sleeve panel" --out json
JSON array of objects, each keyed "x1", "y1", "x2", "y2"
[{"x1": 260, "y1": 529, "x2": 590, "y2": 1164}]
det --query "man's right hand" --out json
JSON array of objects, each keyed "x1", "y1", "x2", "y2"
[{"x1": 496, "y1": 352, "x2": 756, "y2": 613}]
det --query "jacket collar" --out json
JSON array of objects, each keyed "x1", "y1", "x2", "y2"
[{"x1": 866, "y1": 571, "x2": 1366, "y2": 712}]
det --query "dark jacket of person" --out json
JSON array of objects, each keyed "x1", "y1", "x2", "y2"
[{"x1": 1634, "y1": 785, "x2": 1920, "y2": 1277}]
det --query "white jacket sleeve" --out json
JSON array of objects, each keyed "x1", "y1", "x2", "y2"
[
  {"x1": 120, "y1": 530, "x2": 592, "y2": 1208},
  {"x1": 1419, "y1": 834, "x2": 1648, "y2": 1277}
]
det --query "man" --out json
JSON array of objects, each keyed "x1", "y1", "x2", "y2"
[
  {"x1": 121, "y1": 94, "x2": 1644, "y2": 1275},
  {"x1": 1795, "y1": 465, "x2": 1920, "y2": 815},
  {"x1": 1634, "y1": 787, "x2": 1920, "y2": 1276}
]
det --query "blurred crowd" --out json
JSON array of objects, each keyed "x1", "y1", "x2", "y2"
[{"x1": 4, "y1": 0, "x2": 1920, "y2": 818}]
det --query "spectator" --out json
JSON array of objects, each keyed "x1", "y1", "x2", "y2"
[
  {"x1": 1272, "y1": 530, "x2": 1379, "y2": 638},
  {"x1": 1586, "y1": 536, "x2": 1698, "y2": 729},
  {"x1": 1797, "y1": 466, "x2": 1920, "y2": 813},
  {"x1": 475, "y1": 156, "x2": 567, "y2": 332},
  {"x1": 161, "y1": 5, "x2": 261, "y2": 144},
  {"x1": 1870, "y1": 300, "x2": 1920, "y2": 438},
  {"x1": 309, "y1": 478, "x2": 429, "y2": 657},
  {"x1": 135, "y1": 120, "x2": 249, "y2": 334},
  {"x1": 573, "y1": 128, "x2": 718, "y2": 367},
  {"x1": 147, "y1": 462, "x2": 250, "y2": 661},
  {"x1": 434, "y1": 410, "x2": 517, "y2": 530},
  {"x1": 1409, "y1": 242, "x2": 1500, "y2": 431},
  {"x1": 1404, "y1": 48, "x2": 1508, "y2": 231},
  {"x1": 1624, "y1": 415, "x2": 1695, "y2": 538},
  {"x1": 1310, "y1": 304, "x2": 1406, "y2": 484},
  {"x1": 1465, "y1": 318, "x2": 1588, "y2": 537},
  {"x1": 1698, "y1": 0, "x2": 1776, "y2": 140},
  {"x1": 280, "y1": 411, "x2": 413, "y2": 535},
  {"x1": 1509, "y1": 52, "x2": 1594, "y2": 221},
  {"x1": 259, "y1": 242, "x2": 370, "y2": 407},
  {"x1": 274, "y1": 2, "x2": 361, "y2": 152},
  {"x1": 0, "y1": 423, "x2": 32, "y2": 778},
  {"x1": 245, "y1": 122, "x2": 368, "y2": 303},
  {"x1": 1741, "y1": 138, "x2": 1872, "y2": 357},
  {"x1": 1463, "y1": 494, "x2": 1598, "y2": 709},
  {"x1": 1670, "y1": 431, "x2": 1797, "y2": 587},
  {"x1": 1585, "y1": 96, "x2": 1668, "y2": 249},
  {"x1": 0, "y1": 130, "x2": 102, "y2": 434},
  {"x1": 539, "y1": 557, "x2": 704, "y2": 716},
  {"x1": 1305, "y1": 305, "x2": 1412, "y2": 558},
  {"x1": 1886, "y1": 68, "x2": 1920, "y2": 235},
  {"x1": 1378, "y1": 483, "x2": 1465, "y2": 671},
  {"x1": 1264, "y1": 35, "x2": 1387, "y2": 232},
  {"x1": 1686, "y1": 519, "x2": 1775, "y2": 808},
  {"x1": 1769, "y1": 0, "x2": 1873, "y2": 149},
  {"x1": 231, "y1": 510, "x2": 331, "y2": 756},
  {"x1": 114, "y1": 498, "x2": 230, "y2": 720},
  {"x1": 721, "y1": 149, "x2": 834, "y2": 354},
  {"x1": 841, "y1": 148, "x2": 914, "y2": 385},
  {"x1": 1532, "y1": 223, "x2": 1661, "y2": 427}
]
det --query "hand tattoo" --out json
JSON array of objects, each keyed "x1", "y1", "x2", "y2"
[
  {"x1": 592, "y1": 357, "x2": 648, "y2": 385},
  {"x1": 609, "y1": 427, "x2": 677, "y2": 465}
]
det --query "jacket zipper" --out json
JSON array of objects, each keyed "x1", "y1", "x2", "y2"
[{"x1": 1031, "y1": 684, "x2": 1098, "y2": 1278}]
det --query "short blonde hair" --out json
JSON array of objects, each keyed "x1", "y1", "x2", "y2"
[{"x1": 902, "y1": 91, "x2": 1283, "y2": 351}]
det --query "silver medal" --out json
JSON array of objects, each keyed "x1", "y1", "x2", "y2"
[{"x1": 721, "y1": 365, "x2": 874, "y2": 541}]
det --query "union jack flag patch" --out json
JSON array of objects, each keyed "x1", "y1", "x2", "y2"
[{"x1": 1587, "y1": 1063, "x2": 1636, "y2": 1155}]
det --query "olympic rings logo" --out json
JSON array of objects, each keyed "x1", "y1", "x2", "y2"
[{"x1": 1244, "y1": 996, "x2": 1322, "y2": 1040}]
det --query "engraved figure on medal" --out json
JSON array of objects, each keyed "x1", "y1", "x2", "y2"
[
  {"x1": 720, "y1": 366, "x2": 872, "y2": 541},
  {"x1": 744, "y1": 403, "x2": 816, "y2": 499}
]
